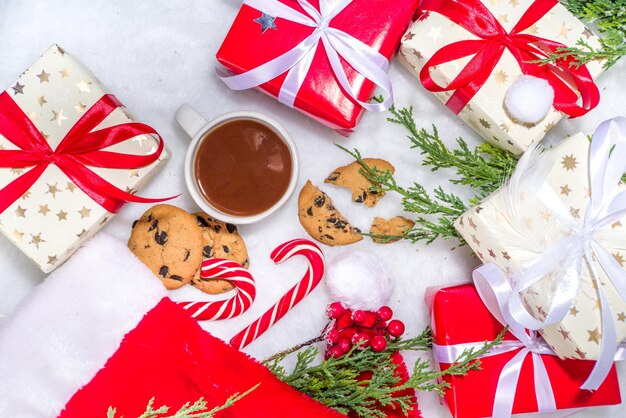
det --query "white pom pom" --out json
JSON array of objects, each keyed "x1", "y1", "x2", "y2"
[
  {"x1": 504, "y1": 75, "x2": 554, "y2": 125},
  {"x1": 325, "y1": 251, "x2": 393, "y2": 311}
]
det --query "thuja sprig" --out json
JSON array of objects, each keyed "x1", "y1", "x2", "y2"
[
  {"x1": 265, "y1": 327, "x2": 505, "y2": 418},
  {"x1": 538, "y1": 0, "x2": 626, "y2": 69},
  {"x1": 106, "y1": 385, "x2": 258, "y2": 418},
  {"x1": 338, "y1": 104, "x2": 517, "y2": 245}
]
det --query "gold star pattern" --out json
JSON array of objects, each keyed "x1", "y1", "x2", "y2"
[
  {"x1": 613, "y1": 252, "x2": 625, "y2": 266},
  {"x1": 570, "y1": 207, "x2": 580, "y2": 218},
  {"x1": 51, "y1": 110, "x2": 68, "y2": 126},
  {"x1": 471, "y1": 234, "x2": 481, "y2": 246},
  {"x1": 11, "y1": 82, "x2": 24, "y2": 95},
  {"x1": 47, "y1": 255, "x2": 58, "y2": 265},
  {"x1": 581, "y1": 27, "x2": 593, "y2": 40},
  {"x1": 76, "y1": 80, "x2": 92, "y2": 93},
  {"x1": 59, "y1": 68, "x2": 70, "y2": 78},
  {"x1": 404, "y1": 32, "x2": 415, "y2": 42},
  {"x1": 618, "y1": 312, "x2": 626, "y2": 322},
  {"x1": 21, "y1": 191, "x2": 31, "y2": 200},
  {"x1": 100, "y1": 216, "x2": 110, "y2": 226},
  {"x1": 489, "y1": 0, "x2": 500, "y2": 5},
  {"x1": 76, "y1": 229, "x2": 88, "y2": 238},
  {"x1": 469, "y1": 218, "x2": 478, "y2": 230},
  {"x1": 558, "y1": 327, "x2": 571, "y2": 340},
  {"x1": 569, "y1": 306, "x2": 580, "y2": 317},
  {"x1": 27, "y1": 112, "x2": 38, "y2": 122},
  {"x1": 544, "y1": 121, "x2": 556, "y2": 134},
  {"x1": 37, "y1": 95, "x2": 47, "y2": 107},
  {"x1": 475, "y1": 206, "x2": 483, "y2": 214},
  {"x1": 74, "y1": 102, "x2": 87, "y2": 114},
  {"x1": 498, "y1": 14, "x2": 509, "y2": 24},
  {"x1": 46, "y1": 183, "x2": 60, "y2": 198},
  {"x1": 502, "y1": 251, "x2": 511, "y2": 260},
  {"x1": 587, "y1": 328, "x2": 601, "y2": 344},
  {"x1": 558, "y1": 22, "x2": 572, "y2": 39},
  {"x1": 11, "y1": 168, "x2": 24, "y2": 176},
  {"x1": 560, "y1": 184, "x2": 571, "y2": 196},
  {"x1": 30, "y1": 233, "x2": 45, "y2": 249},
  {"x1": 129, "y1": 170, "x2": 140, "y2": 178},
  {"x1": 66, "y1": 182, "x2": 77, "y2": 192},
  {"x1": 494, "y1": 70, "x2": 509, "y2": 84},
  {"x1": 574, "y1": 348, "x2": 586, "y2": 359},
  {"x1": 611, "y1": 221, "x2": 622, "y2": 229},
  {"x1": 36, "y1": 69, "x2": 50, "y2": 83},
  {"x1": 509, "y1": 0, "x2": 520, "y2": 6},
  {"x1": 15, "y1": 206, "x2": 27, "y2": 218},
  {"x1": 479, "y1": 118, "x2": 492, "y2": 129},
  {"x1": 56, "y1": 210, "x2": 68, "y2": 221},
  {"x1": 561, "y1": 154, "x2": 578, "y2": 171},
  {"x1": 12, "y1": 229, "x2": 24, "y2": 242},
  {"x1": 78, "y1": 206, "x2": 91, "y2": 219},
  {"x1": 38, "y1": 204, "x2": 50, "y2": 216},
  {"x1": 527, "y1": 24, "x2": 539, "y2": 35},
  {"x1": 488, "y1": 249, "x2": 496, "y2": 258},
  {"x1": 413, "y1": 50, "x2": 424, "y2": 60}
]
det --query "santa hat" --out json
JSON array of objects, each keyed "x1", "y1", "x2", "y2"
[{"x1": 0, "y1": 233, "x2": 345, "y2": 418}]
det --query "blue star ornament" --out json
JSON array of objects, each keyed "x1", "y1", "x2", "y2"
[{"x1": 254, "y1": 13, "x2": 278, "y2": 33}]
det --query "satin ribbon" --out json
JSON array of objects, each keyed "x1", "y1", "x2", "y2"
[
  {"x1": 479, "y1": 118, "x2": 626, "y2": 390},
  {"x1": 419, "y1": 0, "x2": 599, "y2": 117},
  {"x1": 433, "y1": 263, "x2": 557, "y2": 418},
  {"x1": 0, "y1": 92, "x2": 170, "y2": 214},
  {"x1": 219, "y1": 0, "x2": 393, "y2": 111}
]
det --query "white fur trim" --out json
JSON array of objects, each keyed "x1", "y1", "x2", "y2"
[{"x1": 0, "y1": 233, "x2": 167, "y2": 417}]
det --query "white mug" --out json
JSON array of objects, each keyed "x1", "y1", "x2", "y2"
[{"x1": 175, "y1": 104, "x2": 299, "y2": 225}]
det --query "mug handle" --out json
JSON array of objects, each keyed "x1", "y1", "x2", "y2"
[{"x1": 175, "y1": 104, "x2": 208, "y2": 139}]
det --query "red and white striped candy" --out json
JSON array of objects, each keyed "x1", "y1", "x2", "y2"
[
  {"x1": 177, "y1": 258, "x2": 256, "y2": 321},
  {"x1": 230, "y1": 238, "x2": 325, "y2": 350}
]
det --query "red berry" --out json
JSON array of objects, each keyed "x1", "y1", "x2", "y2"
[
  {"x1": 326, "y1": 328, "x2": 340, "y2": 344},
  {"x1": 371, "y1": 335, "x2": 387, "y2": 352},
  {"x1": 338, "y1": 337, "x2": 352, "y2": 354},
  {"x1": 336, "y1": 311, "x2": 354, "y2": 330},
  {"x1": 387, "y1": 319, "x2": 405, "y2": 337},
  {"x1": 359, "y1": 311, "x2": 379, "y2": 328},
  {"x1": 328, "y1": 345, "x2": 343, "y2": 358},
  {"x1": 378, "y1": 306, "x2": 393, "y2": 321},
  {"x1": 327, "y1": 302, "x2": 345, "y2": 319},
  {"x1": 352, "y1": 310, "x2": 366, "y2": 323},
  {"x1": 352, "y1": 333, "x2": 370, "y2": 349}
]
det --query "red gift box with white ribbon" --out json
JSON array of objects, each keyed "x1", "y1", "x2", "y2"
[
  {"x1": 426, "y1": 282, "x2": 621, "y2": 418},
  {"x1": 216, "y1": 0, "x2": 418, "y2": 134}
]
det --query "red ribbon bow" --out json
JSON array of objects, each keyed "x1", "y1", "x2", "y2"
[
  {"x1": 0, "y1": 92, "x2": 171, "y2": 214},
  {"x1": 419, "y1": 0, "x2": 599, "y2": 117}
]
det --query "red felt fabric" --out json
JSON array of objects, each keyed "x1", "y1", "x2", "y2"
[
  {"x1": 429, "y1": 283, "x2": 622, "y2": 418},
  {"x1": 59, "y1": 298, "x2": 346, "y2": 418},
  {"x1": 216, "y1": 0, "x2": 419, "y2": 132}
]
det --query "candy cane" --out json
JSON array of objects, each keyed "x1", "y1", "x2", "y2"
[
  {"x1": 230, "y1": 238, "x2": 325, "y2": 350},
  {"x1": 177, "y1": 258, "x2": 256, "y2": 320}
]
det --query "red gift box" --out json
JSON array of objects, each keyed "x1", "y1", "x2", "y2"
[
  {"x1": 216, "y1": 0, "x2": 418, "y2": 134},
  {"x1": 426, "y1": 283, "x2": 621, "y2": 418}
]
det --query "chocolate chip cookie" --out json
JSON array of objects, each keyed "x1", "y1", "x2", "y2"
[
  {"x1": 192, "y1": 212, "x2": 250, "y2": 295},
  {"x1": 128, "y1": 204, "x2": 203, "y2": 289},
  {"x1": 370, "y1": 216, "x2": 415, "y2": 243},
  {"x1": 298, "y1": 180, "x2": 362, "y2": 246},
  {"x1": 325, "y1": 158, "x2": 395, "y2": 207}
]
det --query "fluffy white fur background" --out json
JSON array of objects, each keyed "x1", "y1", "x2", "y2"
[{"x1": 0, "y1": 1, "x2": 624, "y2": 417}]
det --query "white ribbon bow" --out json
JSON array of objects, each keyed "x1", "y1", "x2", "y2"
[
  {"x1": 433, "y1": 264, "x2": 557, "y2": 418},
  {"x1": 219, "y1": 0, "x2": 393, "y2": 111},
  {"x1": 482, "y1": 118, "x2": 626, "y2": 390}
]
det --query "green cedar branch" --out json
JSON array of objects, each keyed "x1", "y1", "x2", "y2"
[
  {"x1": 539, "y1": 0, "x2": 626, "y2": 69},
  {"x1": 266, "y1": 327, "x2": 506, "y2": 418},
  {"x1": 106, "y1": 385, "x2": 258, "y2": 418}
]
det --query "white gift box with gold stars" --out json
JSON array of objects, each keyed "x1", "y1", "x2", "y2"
[
  {"x1": 0, "y1": 45, "x2": 169, "y2": 273},
  {"x1": 455, "y1": 132, "x2": 626, "y2": 360},
  {"x1": 398, "y1": 0, "x2": 605, "y2": 156}
]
